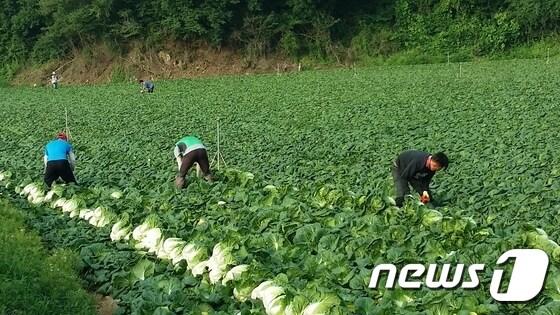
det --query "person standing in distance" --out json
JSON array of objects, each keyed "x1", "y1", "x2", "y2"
[{"x1": 51, "y1": 71, "x2": 59, "y2": 89}]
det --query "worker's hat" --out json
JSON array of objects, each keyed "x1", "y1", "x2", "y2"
[{"x1": 57, "y1": 132, "x2": 68, "y2": 140}]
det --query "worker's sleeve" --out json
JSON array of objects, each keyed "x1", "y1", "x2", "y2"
[
  {"x1": 177, "y1": 143, "x2": 187, "y2": 156},
  {"x1": 43, "y1": 147, "x2": 48, "y2": 167},
  {"x1": 68, "y1": 151, "x2": 76, "y2": 168},
  {"x1": 67, "y1": 144, "x2": 76, "y2": 167},
  {"x1": 419, "y1": 173, "x2": 434, "y2": 193}
]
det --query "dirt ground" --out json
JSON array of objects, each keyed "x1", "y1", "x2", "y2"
[
  {"x1": 94, "y1": 294, "x2": 118, "y2": 315},
  {"x1": 12, "y1": 42, "x2": 303, "y2": 86}
]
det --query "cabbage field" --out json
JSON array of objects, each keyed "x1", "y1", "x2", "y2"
[{"x1": 1, "y1": 59, "x2": 560, "y2": 314}]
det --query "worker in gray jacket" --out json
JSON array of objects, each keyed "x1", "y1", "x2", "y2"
[{"x1": 392, "y1": 150, "x2": 448, "y2": 207}]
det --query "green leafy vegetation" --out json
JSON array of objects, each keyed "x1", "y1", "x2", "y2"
[
  {"x1": 0, "y1": 201, "x2": 96, "y2": 315},
  {"x1": 1, "y1": 59, "x2": 560, "y2": 313}
]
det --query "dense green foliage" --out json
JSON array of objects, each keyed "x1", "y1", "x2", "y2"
[
  {"x1": 0, "y1": 201, "x2": 96, "y2": 315},
  {"x1": 1, "y1": 59, "x2": 560, "y2": 314},
  {"x1": 2, "y1": 0, "x2": 560, "y2": 74}
]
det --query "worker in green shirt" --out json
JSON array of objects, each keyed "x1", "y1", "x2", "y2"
[{"x1": 173, "y1": 135, "x2": 213, "y2": 188}]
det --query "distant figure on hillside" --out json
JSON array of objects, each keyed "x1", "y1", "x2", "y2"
[
  {"x1": 44, "y1": 132, "x2": 77, "y2": 188},
  {"x1": 51, "y1": 72, "x2": 59, "y2": 89},
  {"x1": 174, "y1": 135, "x2": 213, "y2": 189},
  {"x1": 139, "y1": 79, "x2": 155, "y2": 93},
  {"x1": 391, "y1": 150, "x2": 449, "y2": 207}
]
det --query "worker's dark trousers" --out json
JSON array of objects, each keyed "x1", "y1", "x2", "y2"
[
  {"x1": 179, "y1": 149, "x2": 211, "y2": 177},
  {"x1": 391, "y1": 166, "x2": 426, "y2": 207},
  {"x1": 44, "y1": 160, "x2": 77, "y2": 187}
]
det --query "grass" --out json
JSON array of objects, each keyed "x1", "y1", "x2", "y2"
[{"x1": 0, "y1": 200, "x2": 96, "y2": 315}]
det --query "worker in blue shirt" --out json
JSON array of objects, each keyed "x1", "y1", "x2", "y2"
[
  {"x1": 44, "y1": 132, "x2": 77, "y2": 187},
  {"x1": 139, "y1": 79, "x2": 155, "y2": 93}
]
